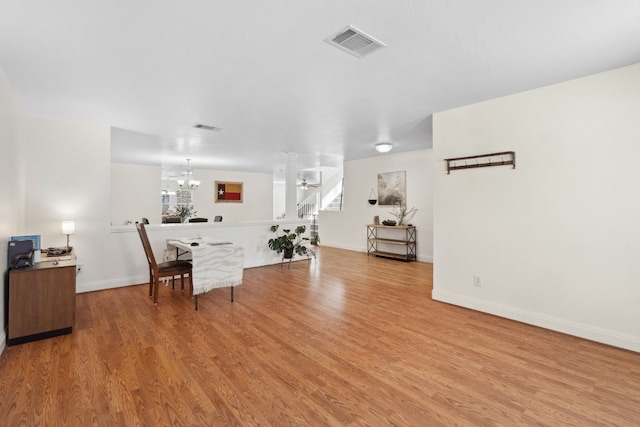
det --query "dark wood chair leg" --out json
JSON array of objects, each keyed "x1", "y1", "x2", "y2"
[{"x1": 153, "y1": 277, "x2": 159, "y2": 305}]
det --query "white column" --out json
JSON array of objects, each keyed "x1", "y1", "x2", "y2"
[{"x1": 285, "y1": 153, "x2": 298, "y2": 219}]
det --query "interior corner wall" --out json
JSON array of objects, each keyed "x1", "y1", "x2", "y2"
[
  {"x1": 0, "y1": 65, "x2": 27, "y2": 354},
  {"x1": 432, "y1": 63, "x2": 640, "y2": 352},
  {"x1": 273, "y1": 181, "x2": 285, "y2": 220},
  {"x1": 319, "y1": 149, "x2": 433, "y2": 262}
]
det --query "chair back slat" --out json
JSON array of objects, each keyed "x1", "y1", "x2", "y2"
[{"x1": 136, "y1": 223, "x2": 158, "y2": 269}]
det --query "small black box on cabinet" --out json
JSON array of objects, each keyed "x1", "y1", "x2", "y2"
[{"x1": 8, "y1": 240, "x2": 34, "y2": 269}]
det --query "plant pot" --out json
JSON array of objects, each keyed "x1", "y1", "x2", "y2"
[
  {"x1": 283, "y1": 247, "x2": 294, "y2": 259},
  {"x1": 368, "y1": 199, "x2": 377, "y2": 205}
]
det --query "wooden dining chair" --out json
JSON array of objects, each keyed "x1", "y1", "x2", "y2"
[{"x1": 136, "y1": 223, "x2": 193, "y2": 305}]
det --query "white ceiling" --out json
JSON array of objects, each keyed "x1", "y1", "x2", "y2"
[{"x1": 1, "y1": 1, "x2": 640, "y2": 180}]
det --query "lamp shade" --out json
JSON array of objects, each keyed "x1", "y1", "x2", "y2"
[
  {"x1": 375, "y1": 142, "x2": 393, "y2": 153},
  {"x1": 61, "y1": 221, "x2": 75, "y2": 235}
]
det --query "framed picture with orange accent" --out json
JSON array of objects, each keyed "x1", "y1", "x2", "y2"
[{"x1": 215, "y1": 181, "x2": 243, "y2": 203}]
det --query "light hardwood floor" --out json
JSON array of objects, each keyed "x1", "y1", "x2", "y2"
[{"x1": 1, "y1": 247, "x2": 639, "y2": 426}]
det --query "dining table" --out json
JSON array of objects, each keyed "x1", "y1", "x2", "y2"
[{"x1": 166, "y1": 236, "x2": 244, "y2": 309}]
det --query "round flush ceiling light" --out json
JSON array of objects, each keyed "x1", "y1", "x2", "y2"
[{"x1": 375, "y1": 142, "x2": 393, "y2": 153}]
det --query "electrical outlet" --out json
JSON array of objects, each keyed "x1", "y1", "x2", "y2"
[
  {"x1": 77, "y1": 264, "x2": 83, "y2": 274},
  {"x1": 473, "y1": 274, "x2": 482, "y2": 287}
]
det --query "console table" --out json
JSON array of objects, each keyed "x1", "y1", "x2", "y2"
[
  {"x1": 366, "y1": 224, "x2": 417, "y2": 262},
  {"x1": 7, "y1": 253, "x2": 76, "y2": 345}
]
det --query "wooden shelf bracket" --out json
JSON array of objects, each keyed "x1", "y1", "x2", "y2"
[{"x1": 445, "y1": 151, "x2": 515, "y2": 174}]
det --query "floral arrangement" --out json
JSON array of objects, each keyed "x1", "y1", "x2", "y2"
[
  {"x1": 174, "y1": 205, "x2": 197, "y2": 222},
  {"x1": 389, "y1": 200, "x2": 417, "y2": 225}
]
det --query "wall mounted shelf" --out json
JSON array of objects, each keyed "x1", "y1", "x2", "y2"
[{"x1": 445, "y1": 151, "x2": 515, "y2": 174}]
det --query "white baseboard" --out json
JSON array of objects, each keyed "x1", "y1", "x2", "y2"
[
  {"x1": 76, "y1": 275, "x2": 147, "y2": 293},
  {"x1": 322, "y1": 242, "x2": 362, "y2": 252},
  {"x1": 322, "y1": 243, "x2": 433, "y2": 263},
  {"x1": 418, "y1": 254, "x2": 433, "y2": 263},
  {"x1": 432, "y1": 289, "x2": 640, "y2": 353}
]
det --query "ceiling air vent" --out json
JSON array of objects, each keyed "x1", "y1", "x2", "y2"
[
  {"x1": 325, "y1": 26, "x2": 385, "y2": 58},
  {"x1": 193, "y1": 123, "x2": 222, "y2": 131}
]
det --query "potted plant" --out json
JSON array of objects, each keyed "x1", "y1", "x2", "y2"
[
  {"x1": 268, "y1": 225, "x2": 311, "y2": 259},
  {"x1": 389, "y1": 199, "x2": 418, "y2": 225},
  {"x1": 174, "y1": 205, "x2": 197, "y2": 223}
]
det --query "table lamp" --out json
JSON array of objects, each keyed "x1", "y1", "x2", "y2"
[{"x1": 61, "y1": 221, "x2": 75, "y2": 251}]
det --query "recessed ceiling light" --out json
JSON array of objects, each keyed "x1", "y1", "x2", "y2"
[{"x1": 375, "y1": 142, "x2": 393, "y2": 153}]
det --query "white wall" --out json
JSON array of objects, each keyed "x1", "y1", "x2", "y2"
[
  {"x1": 319, "y1": 149, "x2": 433, "y2": 262},
  {"x1": 0, "y1": 83, "x2": 279, "y2": 309},
  {"x1": 0, "y1": 68, "x2": 109, "y2": 353},
  {"x1": 22, "y1": 115, "x2": 112, "y2": 286},
  {"x1": 190, "y1": 169, "x2": 273, "y2": 222},
  {"x1": 111, "y1": 163, "x2": 161, "y2": 225},
  {"x1": 433, "y1": 63, "x2": 640, "y2": 352},
  {"x1": 111, "y1": 165, "x2": 273, "y2": 225},
  {"x1": 8, "y1": 109, "x2": 281, "y2": 297},
  {"x1": 0, "y1": 65, "x2": 27, "y2": 353}
]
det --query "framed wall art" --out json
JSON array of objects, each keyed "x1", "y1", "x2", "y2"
[
  {"x1": 215, "y1": 181, "x2": 243, "y2": 203},
  {"x1": 377, "y1": 171, "x2": 406, "y2": 206}
]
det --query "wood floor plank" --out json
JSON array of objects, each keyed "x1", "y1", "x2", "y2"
[{"x1": 1, "y1": 246, "x2": 639, "y2": 426}]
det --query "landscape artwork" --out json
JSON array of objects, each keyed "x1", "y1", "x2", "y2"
[{"x1": 377, "y1": 171, "x2": 406, "y2": 206}]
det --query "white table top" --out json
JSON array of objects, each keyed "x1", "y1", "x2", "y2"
[{"x1": 167, "y1": 237, "x2": 244, "y2": 295}]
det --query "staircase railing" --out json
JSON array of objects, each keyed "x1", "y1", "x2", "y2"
[
  {"x1": 296, "y1": 173, "x2": 344, "y2": 218},
  {"x1": 297, "y1": 186, "x2": 322, "y2": 219},
  {"x1": 322, "y1": 177, "x2": 344, "y2": 211},
  {"x1": 321, "y1": 175, "x2": 342, "y2": 208}
]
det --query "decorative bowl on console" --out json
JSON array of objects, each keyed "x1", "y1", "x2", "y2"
[{"x1": 381, "y1": 220, "x2": 397, "y2": 226}]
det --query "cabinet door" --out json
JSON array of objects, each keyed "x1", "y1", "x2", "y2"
[{"x1": 9, "y1": 266, "x2": 76, "y2": 339}]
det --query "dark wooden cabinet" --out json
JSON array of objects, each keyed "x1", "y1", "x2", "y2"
[{"x1": 8, "y1": 255, "x2": 76, "y2": 345}]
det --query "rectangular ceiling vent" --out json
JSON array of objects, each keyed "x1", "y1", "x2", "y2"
[
  {"x1": 193, "y1": 123, "x2": 222, "y2": 131},
  {"x1": 325, "y1": 26, "x2": 386, "y2": 58}
]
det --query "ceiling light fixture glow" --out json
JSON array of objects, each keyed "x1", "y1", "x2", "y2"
[
  {"x1": 176, "y1": 159, "x2": 200, "y2": 190},
  {"x1": 375, "y1": 142, "x2": 393, "y2": 153}
]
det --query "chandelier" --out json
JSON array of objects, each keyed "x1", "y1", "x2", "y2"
[{"x1": 177, "y1": 159, "x2": 201, "y2": 190}]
